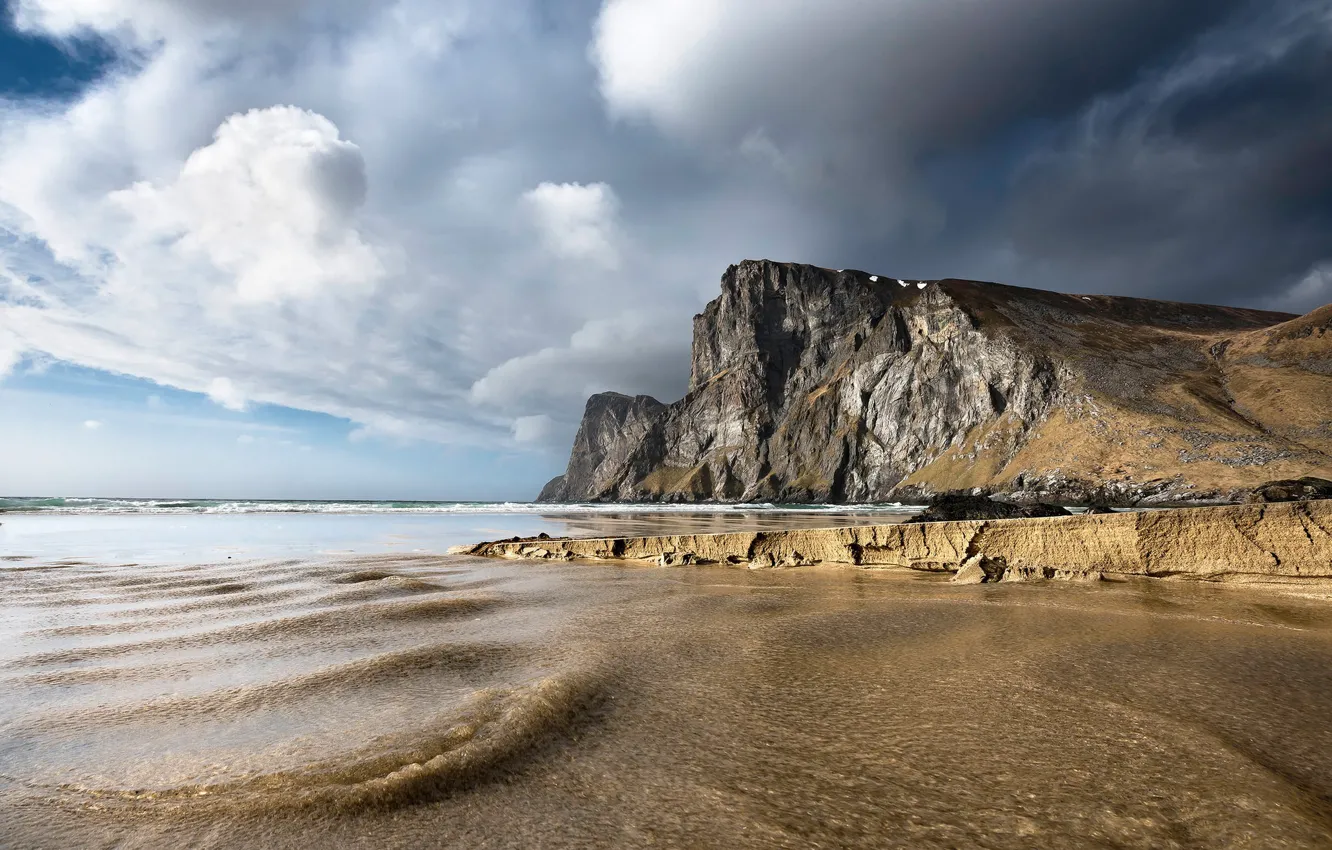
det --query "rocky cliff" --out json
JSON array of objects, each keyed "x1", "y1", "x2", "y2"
[{"x1": 539, "y1": 260, "x2": 1332, "y2": 505}]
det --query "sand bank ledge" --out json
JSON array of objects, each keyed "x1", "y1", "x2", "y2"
[{"x1": 461, "y1": 501, "x2": 1332, "y2": 585}]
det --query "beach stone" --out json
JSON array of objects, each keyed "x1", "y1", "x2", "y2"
[
  {"x1": 951, "y1": 559, "x2": 988, "y2": 584},
  {"x1": 1001, "y1": 566, "x2": 1052, "y2": 583},
  {"x1": 1247, "y1": 477, "x2": 1332, "y2": 503},
  {"x1": 908, "y1": 495, "x2": 1071, "y2": 524},
  {"x1": 1053, "y1": 569, "x2": 1105, "y2": 582}
]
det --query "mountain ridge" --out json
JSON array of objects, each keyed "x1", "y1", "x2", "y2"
[{"x1": 539, "y1": 260, "x2": 1332, "y2": 505}]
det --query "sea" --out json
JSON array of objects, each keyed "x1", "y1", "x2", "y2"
[
  {"x1": 0, "y1": 497, "x2": 920, "y2": 564},
  {"x1": 0, "y1": 497, "x2": 923, "y2": 514},
  {"x1": 4, "y1": 498, "x2": 1332, "y2": 848}
]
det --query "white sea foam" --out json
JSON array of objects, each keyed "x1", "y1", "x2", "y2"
[{"x1": 0, "y1": 497, "x2": 917, "y2": 516}]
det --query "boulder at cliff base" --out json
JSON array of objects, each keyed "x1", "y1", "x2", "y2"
[
  {"x1": 907, "y1": 495, "x2": 1072, "y2": 523},
  {"x1": 1247, "y1": 477, "x2": 1332, "y2": 503}
]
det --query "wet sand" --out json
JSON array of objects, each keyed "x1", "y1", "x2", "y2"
[{"x1": 5, "y1": 518, "x2": 1332, "y2": 848}]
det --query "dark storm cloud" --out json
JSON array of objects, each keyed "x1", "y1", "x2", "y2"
[
  {"x1": 594, "y1": 0, "x2": 1248, "y2": 174},
  {"x1": 839, "y1": 0, "x2": 1252, "y2": 156},
  {"x1": 593, "y1": 0, "x2": 1332, "y2": 317},
  {"x1": 1003, "y1": 2, "x2": 1332, "y2": 309}
]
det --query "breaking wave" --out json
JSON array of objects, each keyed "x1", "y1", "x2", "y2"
[{"x1": 0, "y1": 496, "x2": 918, "y2": 516}]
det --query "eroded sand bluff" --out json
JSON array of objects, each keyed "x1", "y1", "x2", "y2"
[{"x1": 468, "y1": 500, "x2": 1332, "y2": 587}]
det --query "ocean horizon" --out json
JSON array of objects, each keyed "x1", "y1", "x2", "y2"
[
  {"x1": 0, "y1": 499, "x2": 920, "y2": 566},
  {"x1": 0, "y1": 496, "x2": 920, "y2": 516}
]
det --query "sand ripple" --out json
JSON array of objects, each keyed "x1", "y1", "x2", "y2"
[{"x1": 7, "y1": 549, "x2": 1332, "y2": 848}]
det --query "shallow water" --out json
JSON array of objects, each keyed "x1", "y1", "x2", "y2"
[
  {"x1": 0, "y1": 509, "x2": 904, "y2": 564},
  {"x1": 4, "y1": 513, "x2": 1332, "y2": 848}
]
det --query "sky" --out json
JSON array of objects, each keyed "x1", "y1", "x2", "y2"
[{"x1": 0, "y1": 0, "x2": 1330, "y2": 499}]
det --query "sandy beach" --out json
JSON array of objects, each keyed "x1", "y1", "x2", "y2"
[
  {"x1": 3, "y1": 0, "x2": 1330, "y2": 846},
  {"x1": 5, "y1": 511, "x2": 1332, "y2": 849}
]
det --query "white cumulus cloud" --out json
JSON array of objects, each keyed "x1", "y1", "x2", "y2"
[
  {"x1": 108, "y1": 106, "x2": 383, "y2": 305},
  {"x1": 523, "y1": 181, "x2": 622, "y2": 269},
  {"x1": 470, "y1": 311, "x2": 688, "y2": 416},
  {"x1": 0, "y1": 345, "x2": 21, "y2": 378},
  {"x1": 511, "y1": 413, "x2": 555, "y2": 445},
  {"x1": 0, "y1": 5, "x2": 710, "y2": 452},
  {"x1": 206, "y1": 377, "x2": 248, "y2": 411}
]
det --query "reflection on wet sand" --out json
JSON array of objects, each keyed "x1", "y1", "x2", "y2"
[{"x1": 5, "y1": 535, "x2": 1332, "y2": 848}]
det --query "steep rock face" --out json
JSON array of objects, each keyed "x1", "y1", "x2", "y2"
[
  {"x1": 538, "y1": 393, "x2": 667, "y2": 502},
  {"x1": 541, "y1": 260, "x2": 1332, "y2": 504}
]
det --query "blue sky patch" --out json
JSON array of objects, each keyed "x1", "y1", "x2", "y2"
[{"x1": 0, "y1": 11, "x2": 115, "y2": 99}]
